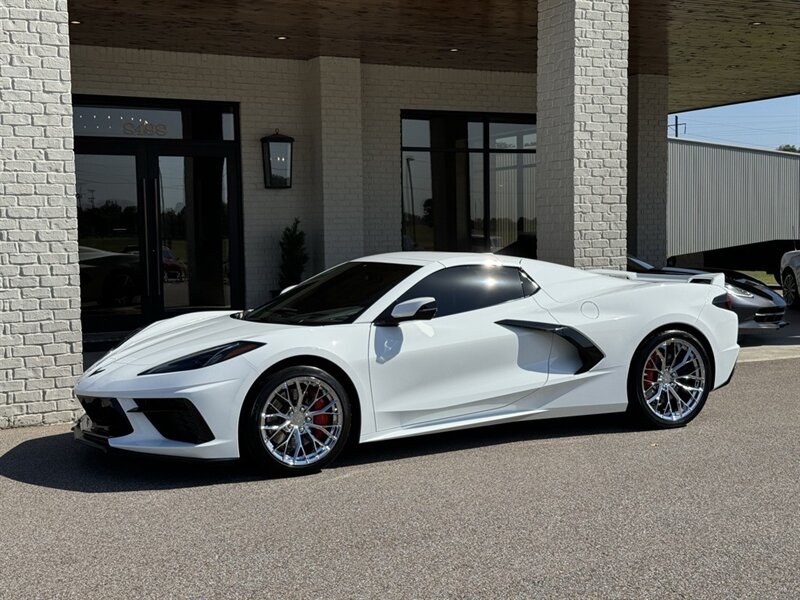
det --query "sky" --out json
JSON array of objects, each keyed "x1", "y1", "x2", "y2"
[{"x1": 668, "y1": 94, "x2": 800, "y2": 151}]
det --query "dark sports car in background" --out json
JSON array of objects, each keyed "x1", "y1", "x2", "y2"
[{"x1": 627, "y1": 256, "x2": 787, "y2": 333}]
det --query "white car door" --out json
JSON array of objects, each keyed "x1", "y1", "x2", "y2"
[{"x1": 368, "y1": 264, "x2": 556, "y2": 432}]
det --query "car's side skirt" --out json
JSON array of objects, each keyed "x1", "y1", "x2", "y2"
[{"x1": 359, "y1": 401, "x2": 627, "y2": 444}]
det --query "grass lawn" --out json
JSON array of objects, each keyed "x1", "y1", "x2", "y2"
[{"x1": 740, "y1": 271, "x2": 779, "y2": 287}]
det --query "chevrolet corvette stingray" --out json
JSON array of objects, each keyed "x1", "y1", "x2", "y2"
[{"x1": 73, "y1": 252, "x2": 739, "y2": 474}]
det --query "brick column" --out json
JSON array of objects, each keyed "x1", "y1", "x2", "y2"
[
  {"x1": 307, "y1": 57, "x2": 365, "y2": 268},
  {"x1": 0, "y1": 0, "x2": 82, "y2": 428},
  {"x1": 628, "y1": 74, "x2": 668, "y2": 266},
  {"x1": 535, "y1": 0, "x2": 629, "y2": 268}
]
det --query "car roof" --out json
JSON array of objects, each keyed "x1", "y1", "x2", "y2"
[{"x1": 356, "y1": 251, "x2": 524, "y2": 267}]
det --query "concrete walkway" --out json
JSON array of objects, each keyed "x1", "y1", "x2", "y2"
[{"x1": 738, "y1": 310, "x2": 800, "y2": 363}]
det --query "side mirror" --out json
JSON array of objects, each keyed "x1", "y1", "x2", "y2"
[{"x1": 382, "y1": 296, "x2": 437, "y2": 325}]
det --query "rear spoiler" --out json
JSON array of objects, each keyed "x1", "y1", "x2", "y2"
[
  {"x1": 591, "y1": 269, "x2": 726, "y2": 288},
  {"x1": 687, "y1": 273, "x2": 726, "y2": 287}
]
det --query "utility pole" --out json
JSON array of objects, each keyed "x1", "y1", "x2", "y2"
[{"x1": 669, "y1": 115, "x2": 686, "y2": 137}]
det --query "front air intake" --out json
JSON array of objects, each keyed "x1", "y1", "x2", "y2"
[
  {"x1": 132, "y1": 398, "x2": 215, "y2": 444},
  {"x1": 76, "y1": 396, "x2": 134, "y2": 438}
]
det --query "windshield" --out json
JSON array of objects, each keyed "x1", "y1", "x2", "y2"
[{"x1": 244, "y1": 262, "x2": 420, "y2": 326}]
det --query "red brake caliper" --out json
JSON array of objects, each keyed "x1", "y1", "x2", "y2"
[
  {"x1": 309, "y1": 387, "x2": 331, "y2": 441},
  {"x1": 644, "y1": 357, "x2": 656, "y2": 386}
]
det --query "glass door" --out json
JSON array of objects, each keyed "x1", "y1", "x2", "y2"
[
  {"x1": 154, "y1": 151, "x2": 234, "y2": 316},
  {"x1": 76, "y1": 145, "x2": 241, "y2": 338},
  {"x1": 76, "y1": 151, "x2": 147, "y2": 335}
]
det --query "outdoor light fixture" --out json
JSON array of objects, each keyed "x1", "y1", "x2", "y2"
[
  {"x1": 750, "y1": 21, "x2": 764, "y2": 25},
  {"x1": 70, "y1": 20, "x2": 81, "y2": 24},
  {"x1": 261, "y1": 130, "x2": 294, "y2": 189}
]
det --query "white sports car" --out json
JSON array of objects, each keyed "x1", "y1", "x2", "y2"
[{"x1": 73, "y1": 252, "x2": 739, "y2": 475}]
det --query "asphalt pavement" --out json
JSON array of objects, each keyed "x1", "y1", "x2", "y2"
[{"x1": 1, "y1": 357, "x2": 799, "y2": 599}]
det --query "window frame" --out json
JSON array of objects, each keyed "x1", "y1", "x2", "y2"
[{"x1": 400, "y1": 110, "x2": 537, "y2": 252}]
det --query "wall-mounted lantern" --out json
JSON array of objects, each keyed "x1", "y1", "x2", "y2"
[{"x1": 261, "y1": 130, "x2": 294, "y2": 189}]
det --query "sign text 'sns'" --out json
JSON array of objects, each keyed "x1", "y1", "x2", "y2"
[{"x1": 123, "y1": 122, "x2": 168, "y2": 136}]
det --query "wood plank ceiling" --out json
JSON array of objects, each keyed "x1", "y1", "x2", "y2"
[{"x1": 67, "y1": 0, "x2": 800, "y2": 111}]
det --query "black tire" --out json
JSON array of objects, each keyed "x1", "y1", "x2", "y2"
[
  {"x1": 627, "y1": 329, "x2": 712, "y2": 429},
  {"x1": 243, "y1": 366, "x2": 352, "y2": 476},
  {"x1": 782, "y1": 270, "x2": 798, "y2": 308}
]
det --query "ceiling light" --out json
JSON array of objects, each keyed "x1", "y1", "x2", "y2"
[
  {"x1": 70, "y1": 20, "x2": 81, "y2": 24},
  {"x1": 275, "y1": 35, "x2": 289, "y2": 40},
  {"x1": 750, "y1": 21, "x2": 764, "y2": 25},
  {"x1": 449, "y1": 48, "x2": 459, "y2": 52}
]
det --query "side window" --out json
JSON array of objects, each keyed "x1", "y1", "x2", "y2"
[{"x1": 396, "y1": 265, "x2": 527, "y2": 318}]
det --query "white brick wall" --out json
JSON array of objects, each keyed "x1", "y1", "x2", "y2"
[
  {"x1": 361, "y1": 65, "x2": 536, "y2": 254},
  {"x1": 0, "y1": 0, "x2": 82, "y2": 427},
  {"x1": 628, "y1": 74, "x2": 668, "y2": 266},
  {"x1": 536, "y1": 0, "x2": 629, "y2": 268}
]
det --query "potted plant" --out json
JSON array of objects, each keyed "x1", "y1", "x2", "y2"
[{"x1": 276, "y1": 218, "x2": 309, "y2": 294}]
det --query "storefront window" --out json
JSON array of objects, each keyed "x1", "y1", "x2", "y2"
[
  {"x1": 73, "y1": 103, "x2": 236, "y2": 141},
  {"x1": 74, "y1": 106, "x2": 184, "y2": 139},
  {"x1": 401, "y1": 112, "x2": 536, "y2": 255}
]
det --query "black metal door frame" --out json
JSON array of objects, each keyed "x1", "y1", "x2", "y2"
[{"x1": 75, "y1": 120, "x2": 245, "y2": 339}]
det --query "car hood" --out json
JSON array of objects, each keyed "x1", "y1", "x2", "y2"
[{"x1": 96, "y1": 311, "x2": 299, "y2": 367}]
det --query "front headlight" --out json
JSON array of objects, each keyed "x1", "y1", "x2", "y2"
[
  {"x1": 138, "y1": 341, "x2": 264, "y2": 375},
  {"x1": 725, "y1": 283, "x2": 754, "y2": 299}
]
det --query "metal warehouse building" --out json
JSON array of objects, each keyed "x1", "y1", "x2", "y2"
[{"x1": 1, "y1": 0, "x2": 798, "y2": 427}]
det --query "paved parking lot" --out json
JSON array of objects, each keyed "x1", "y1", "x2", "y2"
[{"x1": 1, "y1": 355, "x2": 798, "y2": 599}]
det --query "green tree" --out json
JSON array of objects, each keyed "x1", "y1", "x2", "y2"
[{"x1": 777, "y1": 144, "x2": 799, "y2": 153}]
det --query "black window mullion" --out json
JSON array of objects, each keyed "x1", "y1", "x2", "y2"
[{"x1": 483, "y1": 121, "x2": 490, "y2": 249}]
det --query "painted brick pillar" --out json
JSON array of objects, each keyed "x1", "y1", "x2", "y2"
[
  {"x1": 306, "y1": 57, "x2": 365, "y2": 269},
  {"x1": 535, "y1": 0, "x2": 629, "y2": 268},
  {"x1": 0, "y1": 0, "x2": 82, "y2": 427},
  {"x1": 628, "y1": 74, "x2": 669, "y2": 266}
]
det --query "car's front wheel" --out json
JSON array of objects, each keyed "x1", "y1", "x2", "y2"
[
  {"x1": 782, "y1": 270, "x2": 798, "y2": 308},
  {"x1": 243, "y1": 366, "x2": 352, "y2": 475},
  {"x1": 627, "y1": 330, "x2": 712, "y2": 428}
]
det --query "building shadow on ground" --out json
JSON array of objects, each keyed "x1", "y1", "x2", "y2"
[{"x1": 0, "y1": 413, "x2": 639, "y2": 494}]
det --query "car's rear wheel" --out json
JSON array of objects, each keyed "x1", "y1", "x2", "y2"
[
  {"x1": 244, "y1": 366, "x2": 352, "y2": 475},
  {"x1": 627, "y1": 330, "x2": 712, "y2": 428},
  {"x1": 782, "y1": 270, "x2": 798, "y2": 308}
]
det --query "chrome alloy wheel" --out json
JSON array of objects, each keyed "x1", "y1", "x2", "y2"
[
  {"x1": 259, "y1": 376, "x2": 343, "y2": 467},
  {"x1": 641, "y1": 338, "x2": 706, "y2": 422}
]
